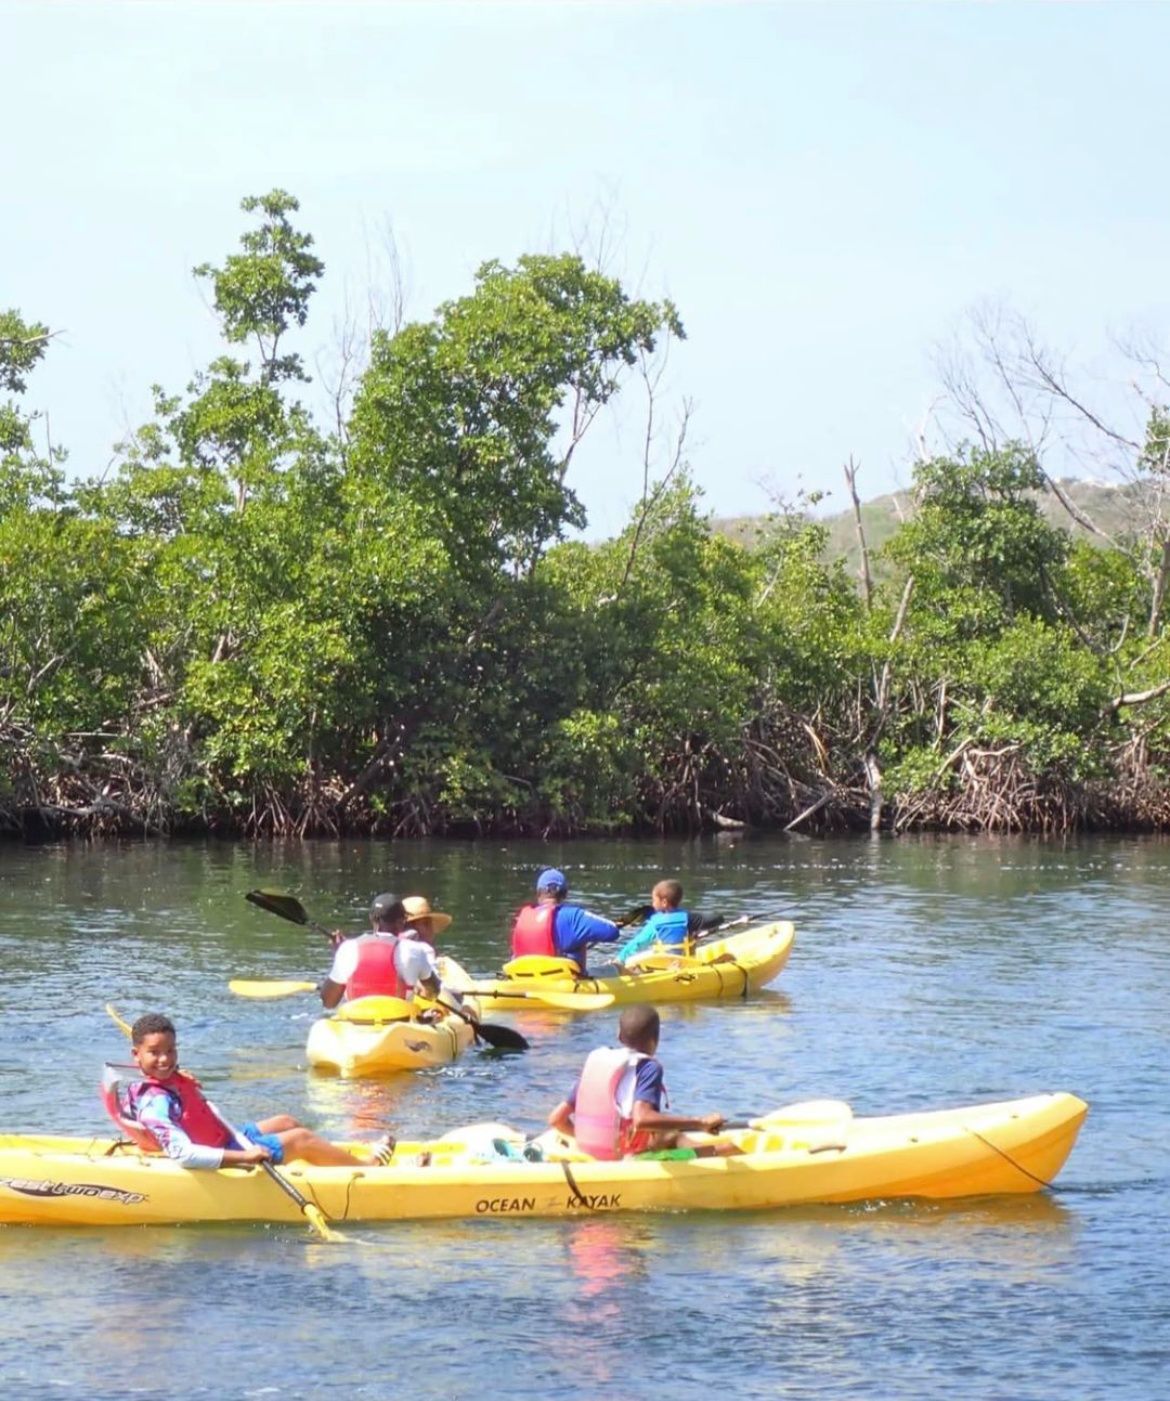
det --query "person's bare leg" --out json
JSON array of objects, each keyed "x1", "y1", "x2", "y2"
[
  {"x1": 254, "y1": 1114, "x2": 299, "y2": 1134},
  {"x1": 277, "y1": 1126, "x2": 390, "y2": 1167}
]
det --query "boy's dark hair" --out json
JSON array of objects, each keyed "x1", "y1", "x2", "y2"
[
  {"x1": 131, "y1": 1012, "x2": 176, "y2": 1045},
  {"x1": 618, "y1": 1004, "x2": 660, "y2": 1051},
  {"x1": 653, "y1": 879, "x2": 683, "y2": 908}
]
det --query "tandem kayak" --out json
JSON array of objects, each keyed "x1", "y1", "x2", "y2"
[
  {"x1": 304, "y1": 995, "x2": 480, "y2": 1075},
  {"x1": 0, "y1": 1093, "x2": 1087, "y2": 1228},
  {"x1": 440, "y1": 920, "x2": 795, "y2": 1012}
]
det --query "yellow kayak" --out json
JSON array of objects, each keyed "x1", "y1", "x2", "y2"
[
  {"x1": 0, "y1": 1093, "x2": 1086, "y2": 1227},
  {"x1": 304, "y1": 995, "x2": 479, "y2": 1075},
  {"x1": 441, "y1": 921, "x2": 795, "y2": 1012}
]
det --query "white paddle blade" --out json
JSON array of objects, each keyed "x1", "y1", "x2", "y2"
[{"x1": 749, "y1": 1099, "x2": 853, "y2": 1129}]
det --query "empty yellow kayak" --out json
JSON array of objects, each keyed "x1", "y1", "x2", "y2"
[
  {"x1": 304, "y1": 995, "x2": 479, "y2": 1075},
  {"x1": 442, "y1": 921, "x2": 795, "y2": 1012},
  {"x1": 0, "y1": 1092, "x2": 1086, "y2": 1227}
]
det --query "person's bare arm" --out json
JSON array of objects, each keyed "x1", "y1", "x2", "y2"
[
  {"x1": 221, "y1": 1144, "x2": 272, "y2": 1166},
  {"x1": 548, "y1": 1100, "x2": 575, "y2": 1133},
  {"x1": 631, "y1": 1100, "x2": 724, "y2": 1134},
  {"x1": 320, "y1": 978, "x2": 345, "y2": 1009}
]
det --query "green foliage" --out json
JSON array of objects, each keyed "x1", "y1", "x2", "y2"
[
  {"x1": 348, "y1": 254, "x2": 683, "y2": 576},
  {"x1": 886, "y1": 443, "x2": 1069, "y2": 634},
  {"x1": 0, "y1": 309, "x2": 65, "y2": 513},
  {"x1": 5, "y1": 199, "x2": 1170, "y2": 838},
  {"x1": 194, "y1": 189, "x2": 323, "y2": 384}
]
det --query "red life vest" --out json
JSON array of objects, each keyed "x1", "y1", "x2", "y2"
[
  {"x1": 347, "y1": 936, "x2": 407, "y2": 1000},
  {"x1": 121, "y1": 1070, "x2": 233, "y2": 1151},
  {"x1": 511, "y1": 903, "x2": 557, "y2": 958},
  {"x1": 572, "y1": 1047, "x2": 653, "y2": 1160}
]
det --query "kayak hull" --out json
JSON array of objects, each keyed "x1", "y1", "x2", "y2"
[
  {"x1": 304, "y1": 998, "x2": 477, "y2": 1075},
  {"x1": 0, "y1": 1093, "x2": 1087, "y2": 1228},
  {"x1": 446, "y1": 921, "x2": 796, "y2": 1012}
]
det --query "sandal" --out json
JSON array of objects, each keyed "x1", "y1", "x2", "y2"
[{"x1": 371, "y1": 1134, "x2": 397, "y2": 1166}]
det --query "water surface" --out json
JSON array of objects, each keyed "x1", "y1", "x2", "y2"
[{"x1": 0, "y1": 834, "x2": 1165, "y2": 1398}]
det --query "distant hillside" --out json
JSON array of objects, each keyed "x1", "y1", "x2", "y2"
[{"x1": 713, "y1": 477, "x2": 1153, "y2": 578}]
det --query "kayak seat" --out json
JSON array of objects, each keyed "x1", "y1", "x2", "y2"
[
  {"x1": 99, "y1": 1065, "x2": 162, "y2": 1154},
  {"x1": 333, "y1": 995, "x2": 414, "y2": 1024},
  {"x1": 501, "y1": 955, "x2": 581, "y2": 981}
]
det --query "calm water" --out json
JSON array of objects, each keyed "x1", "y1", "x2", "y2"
[{"x1": 0, "y1": 834, "x2": 1166, "y2": 1399}]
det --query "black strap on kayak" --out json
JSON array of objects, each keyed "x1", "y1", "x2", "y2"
[
  {"x1": 559, "y1": 1160, "x2": 594, "y2": 1209},
  {"x1": 963, "y1": 1128, "x2": 1052, "y2": 1189}
]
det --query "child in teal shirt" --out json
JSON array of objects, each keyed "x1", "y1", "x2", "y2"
[{"x1": 616, "y1": 880, "x2": 691, "y2": 966}]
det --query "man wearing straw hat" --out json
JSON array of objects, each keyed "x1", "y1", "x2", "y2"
[{"x1": 403, "y1": 895, "x2": 453, "y2": 946}]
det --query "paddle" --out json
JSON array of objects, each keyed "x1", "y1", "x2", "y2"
[
  {"x1": 723, "y1": 1099, "x2": 854, "y2": 1131},
  {"x1": 104, "y1": 1004, "x2": 348, "y2": 1243},
  {"x1": 415, "y1": 993, "x2": 530, "y2": 1052},
  {"x1": 245, "y1": 889, "x2": 335, "y2": 941},
  {"x1": 229, "y1": 979, "x2": 319, "y2": 1000},
  {"x1": 436, "y1": 957, "x2": 614, "y2": 1011},
  {"x1": 472, "y1": 988, "x2": 616, "y2": 1011},
  {"x1": 244, "y1": 891, "x2": 529, "y2": 1048}
]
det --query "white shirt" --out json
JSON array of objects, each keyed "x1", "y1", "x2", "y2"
[{"x1": 327, "y1": 933, "x2": 439, "y2": 993}]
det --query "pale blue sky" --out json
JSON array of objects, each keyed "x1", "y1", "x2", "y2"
[{"x1": 4, "y1": 1, "x2": 1169, "y2": 536}]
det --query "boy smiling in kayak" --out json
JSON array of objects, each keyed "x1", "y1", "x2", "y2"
[
  {"x1": 548, "y1": 1005, "x2": 742, "y2": 1160},
  {"x1": 111, "y1": 1013, "x2": 392, "y2": 1168}
]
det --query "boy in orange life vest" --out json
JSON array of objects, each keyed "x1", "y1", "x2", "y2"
[
  {"x1": 118, "y1": 1013, "x2": 392, "y2": 1168},
  {"x1": 547, "y1": 1005, "x2": 742, "y2": 1160}
]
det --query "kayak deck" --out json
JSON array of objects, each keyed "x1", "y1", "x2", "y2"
[
  {"x1": 304, "y1": 996, "x2": 480, "y2": 1074},
  {"x1": 0, "y1": 1093, "x2": 1087, "y2": 1228}
]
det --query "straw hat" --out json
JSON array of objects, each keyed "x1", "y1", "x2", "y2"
[{"x1": 403, "y1": 895, "x2": 453, "y2": 935}]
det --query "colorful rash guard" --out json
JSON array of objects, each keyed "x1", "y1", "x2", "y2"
[{"x1": 127, "y1": 1079, "x2": 233, "y2": 1170}]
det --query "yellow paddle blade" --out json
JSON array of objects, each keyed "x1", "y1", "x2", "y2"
[
  {"x1": 332, "y1": 995, "x2": 414, "y2": 1024},
  {"x1": 229, "y1": 979, "x2": 318, "y2": 1000},
  {"x1": 302, "y1": 1201, "x2": 348, "y2": 1243},
  {"x1": 501, "y1": 955, "x2": 580, "y2": 981},
  {"x1": 521, "y1": 989, "x2": 615, "y2": 1011}
]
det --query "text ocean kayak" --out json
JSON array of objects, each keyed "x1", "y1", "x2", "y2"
[
  {"x1": 304, "y1": 995, "x2": 480, "y2": 1075},
  {"x1": 0, "y1": 1093, "x2": 1086, "y2": 1228},
  {"x1": 442, "y1": 921, "x2": 795, "y2": 1012}
]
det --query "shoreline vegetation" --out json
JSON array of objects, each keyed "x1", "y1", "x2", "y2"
[{"x1": 4, "y1": 192, "x2": 1170, "y2": 841}]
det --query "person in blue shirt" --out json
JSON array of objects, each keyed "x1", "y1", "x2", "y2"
[
  {"x1": 510, "y1": 868, "x2": 622, "y2": 973},
  {"x1": 615, "y1": 880, "x2": 692, "y2": 966}
]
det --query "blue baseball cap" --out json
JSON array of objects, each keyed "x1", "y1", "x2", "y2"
[{"x1": 536, "y1": 868, "x2": 567, "y2": 893}]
